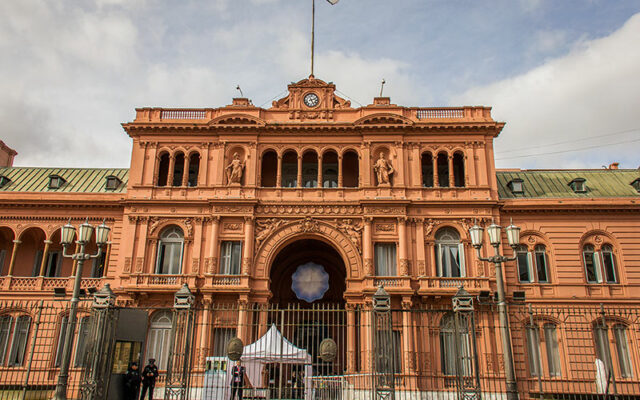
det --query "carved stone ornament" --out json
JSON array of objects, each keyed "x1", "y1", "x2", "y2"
[
  {"x1": 336, "y1": 219, "x2": 363, "y2": 254},
  {"x1": 225, "y1": 152, "x2": 245, "y2": 186},
  {"x1": 255, "y1": 218, "x2": 286, "y2": 249},
  {"x1": 298, "y1": 216, "x2": 319, "y2": 233},
  {"x1": 227, "y1": 338, "x2": 244, "y2": 361},
  {"x1": 376, "y1": 223, "x2": 394, "y2": 232},
  {"x1": 319, "y1": 338, "x2": 338, "y2": 362},
  {"x1": 224, "y1": 223, "x2": 242, "y2": 231}
]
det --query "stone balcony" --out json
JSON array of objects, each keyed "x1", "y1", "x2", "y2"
[{"x1": 121, "y1": 274, "x2": 250, "y2": 293}]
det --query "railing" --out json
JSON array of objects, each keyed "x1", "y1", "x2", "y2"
[
  {"x1": 160, "y1": 110, "x2": 207, "y2": 120},
  {"x1": 80, "y1": 278, "x2": 103, "y2": 289},
  {"x1": 415, "y1": 108, "x2": 465, "y2": 119},
  {"x1": 136, "y1": 274, "x2": 188, "y2": 286},
  {"x1": 41, "y1": 277, "x2": 68, "y2": 290},
  {"x1": 2, "y1": 276, "x2": 102, "y2": 291},
  {"x1": 210, "y1": 275, "x2": 241, "y2": 286},
  {"x1": 373, "y1": 278, "x2": 404, "y2": 287}
]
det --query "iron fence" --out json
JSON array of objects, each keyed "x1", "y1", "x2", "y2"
[{"x1": 0, "y1": 298, "x2": 639, "y2": 400}]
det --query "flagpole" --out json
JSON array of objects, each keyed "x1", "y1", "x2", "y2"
[{"x1": 311, "y1": 0, "x2": 315, "y2": 77}]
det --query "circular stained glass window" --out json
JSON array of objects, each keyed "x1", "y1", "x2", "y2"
[{"x1": 291, "y1": 262, "x2": 329, "y2": 303}]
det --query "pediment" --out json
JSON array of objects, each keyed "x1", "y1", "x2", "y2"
[
  {"x1": 270, "y1": 76, "x2": 351, "y2": 111},
  {"x1": 354, "y1": 113, "x2": 414, "y2": 126},
  {"x1": 209, "y1": 113, "x2": 266, "y2": 126}
]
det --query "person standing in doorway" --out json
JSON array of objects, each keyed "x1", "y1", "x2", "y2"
[
  {"x1": 230, "y1": 360, "x2": 248, "y2": 400},
  {"x1": 140, "y1": 358, "x2": 159, "y2": 400}
]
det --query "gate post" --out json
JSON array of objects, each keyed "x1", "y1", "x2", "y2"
[
  {"x1": 80, "y1": 284, "x2": 117, "y2": 400},
  {"x1": 452, "y1": 286, "x2": 481, "y2": 400},
  {"x1": 164, "y1": 284, "x2": 196, "y2": 400},
  {"x1": 372, "y1": 286, "x2": 394, "y2": 400}
]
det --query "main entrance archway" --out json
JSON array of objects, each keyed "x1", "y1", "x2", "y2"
[{"x1": 269, "y1": 239, "x2": 346, "y2": 306}]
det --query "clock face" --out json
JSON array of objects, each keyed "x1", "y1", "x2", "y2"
[{"x1": 303, "y1": 93, "x2": 320, "y2": 108}]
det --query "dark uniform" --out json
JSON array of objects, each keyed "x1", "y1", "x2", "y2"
[
  {"x1": 230, "y1": 364, "x2": 246, "y2": 400},
  {"x1": 140, "y1": 360, "x2": 159, "y2": 400},
  {"x1": 123, "y1": 363, "x2": 141, "y2": 400}
]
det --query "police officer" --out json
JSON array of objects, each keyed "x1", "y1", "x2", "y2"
[{"x1": 140, "y1": 358, "x2": 159, "y2": 400}]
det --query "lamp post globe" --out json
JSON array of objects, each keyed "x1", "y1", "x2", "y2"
[
  {"x1": 469, "y1": 224, "x2": 484, "y2": 249},
  {"x1": 60, "y1": 220, "x2": 76, "y2": 246},
  {"x1": 95, "y1": 220, "x2": 111, "y2": 246},
  {"x1": 77, "y1": 218, "x2": 94, "y2": 244},
  {"x1": 487, "y1": 222, "x2": 502, "y2": 246}
]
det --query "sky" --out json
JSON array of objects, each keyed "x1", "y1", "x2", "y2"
[{"x1": 1, "y1": 0, "x2": 639, "y2": 170}]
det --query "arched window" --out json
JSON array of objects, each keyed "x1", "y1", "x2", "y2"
[
  {"x1": 583, "y1": 243, "x2": 618, "y2": 284},
  {"x1": 421, "y1": 152, "x2": 434, "y2": 187},
  {"x1": 440, "y1": 313, "x2": 470, "y2": 376},
  {"x1": 526, "y1": 322, "x2": 561, "y2": 377},
  {"x1": 435, "y1": 228, "x2": 464, "y2": 277},
  {"x1": 2, "y1": 315, "x2": 31, "y2": 367},
  {"x1": 322, "y1": 150, "x2": 338, "y2": 188},
  {"x1": 172, "y1": 152, "x2": 185, "y2": 187},
  {"x1": 437, "y1": 152, "x2": 449, "y2": 187},
  {"x1": 281, "y1": 151, "x2": 298, "y2": 188},
  {"x1": 156, "y1": 227, "x2": 184, "y2": 274},
  {"x1": 342, "y1": 150, "x2": 359, "y2": 188},
  {"x1": 260, "y1": 150, "x2": 277, "y2": 187},
  {"x1": 187, "y1": 152, "x2": 200, "y2": 187},
  {"x1": 594, "y1": 322, "x2": 634, "y2": 379},
  {"x1": 157, "y1": 153, "x2": 170, "y2": 187},
  {"x1": 453, "y1": 152, "x2": 465, "y2": 187},
  {"x1": 302, "y1": 151, "x2": 318, "y2": 188},
  {"x1": 146, "y1": 311, "x2": 173, "y2": 370}
]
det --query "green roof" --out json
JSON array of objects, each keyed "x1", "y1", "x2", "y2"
[
  {"x1": 0, "y1": 167, "x2": 128, "y2": 193},
  {"x1": 497, "y1": 169, "x2": 640, "y2": 199}
]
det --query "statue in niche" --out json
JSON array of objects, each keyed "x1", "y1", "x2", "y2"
[
  {"x1": 226, "y1": 152, "x2": 245, "y2": 185},
  {"x1": 374, "y1": 151, "x2": 394, "y2": 186}
]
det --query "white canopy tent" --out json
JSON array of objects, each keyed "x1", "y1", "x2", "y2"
[{"x1": 226, "y1": 324, "x2": 313, "y2": 400}]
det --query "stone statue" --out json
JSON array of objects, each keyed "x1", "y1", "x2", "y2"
[
  {"x1": 226, "y1": 152, "x2": 245, "y2": 185},
  {"x1": 373, "y1": 152, "x2": 394, "y2": 186}
]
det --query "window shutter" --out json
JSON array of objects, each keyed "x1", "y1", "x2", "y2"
[{"x1": 458, "y1": 243, "x2": 466, "y2": 277}]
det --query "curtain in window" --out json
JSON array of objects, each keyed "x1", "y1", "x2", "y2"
[
  {"x1": 375, "y1": 244, "x2": 397, "y2": 276},
  {"x1": 221, "y1": 241, "x2": 242, "y2": 275},
  {"x1": 55, "y1": 316, "x2": 69, "y2": 367},
  {"x1": 74, "y1": 316, "x2": 92, "y2": 367},
  {"x1": 526, "y1": 324, "x2": 542, "y2": 377},
  {"x1": 613, "y1": 325, "x2": 633, "y2": 378},
  {"x1": 544, "y1": 324, "x2": 561, "y2": 377},
  {"x1": 435, "y1": 228, "x2": 464, "y2": 277},
  {"x1": 157, "y1": 227, "x2": 184, "y2": 274},
  {"x1": 213, "y1": 328, "x2": 236, "y2": 357},
  {"x1": 440, "y1": 314, "x2": 471, "y2": 376},
  {"x1": 0, "y1": 316, "x2": 13, "y2": 364},
  {"x1": 8, "y1": 316, "x2": 31, "y2": 366},
  {"x1": 146, "y1": 311, "x2": 173, "y2": 370}
]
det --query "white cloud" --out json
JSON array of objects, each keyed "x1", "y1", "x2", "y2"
[{"x1": 451, "y1": 13, "x2": 640, "y2": 169}]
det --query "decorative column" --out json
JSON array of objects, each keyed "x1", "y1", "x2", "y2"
[
  {"x1": 338, "y1": 155, "x2": 343, "y2": 187},
  {"x1": 346, "y1": 303, "x2": 357, "y2": 373},
  {"x1": 432, "y1": 156, "x2": 439, "y2": 187},
  {"x1": 401, "y1": 298, "x2": 415, "y2": 374},
  {"x1": 415, "y1": 220, "x2": 426, "y2": 276},
  {"x1": 147, "y1": 239, "x2": 158, "y2": 274},
  {"x1": 199, "y1": 298, "x2": 213, "y2": 367},
  {"x1": 39, "y1": 240, "x2": 52, "y2": 276},
  {"x1": 207, "y1": 217, "x2": 220, "y2": 274},
  {"x1": 448, "y1": 155, "x2": 454, "y2": 187},
  {"x1": 276, "y1": 155, "x2": 282, "y2": 187},
  {"x1": 168, "y1": 155, "x2": 176, "y2": 187},
  {"x1": 317, "y1": 155, "x2": 323, "y2": 188},
  {"x1": 398, "y1": 217, "x2": 408, "y2": 275},
  {"x1": 237, "y1": 298, "x2": 249, "y2": 343},
  {"x1": 7, "y1": 240, "x2": 21, "y2": 276},
  {"x1": 182, "y1": 155, "x2": 189, "y2": 186},
  {"x1": 363, "y1": 217, "x2": 373, "y2": 276},
  {"x1": 242, "y1": 216, "x2": 254, "y2": 275},
  {"x1": 103, "y1": 243, "x2": 112, "y2": 276},
  {"x1": 297, "y1": 155, "x2": 303, "y2": 188}
]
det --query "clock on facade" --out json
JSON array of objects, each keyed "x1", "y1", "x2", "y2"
[{"x1": 303, "y1": 92, "x2": 320, "y2": 108}]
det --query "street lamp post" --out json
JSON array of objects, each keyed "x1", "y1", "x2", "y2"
[
  {"x1": 468, "y1": 219, "x2": 520, "y2": 400},
  {"x1": 54, "y1": 219, "x2": 110, "y2": 400}
]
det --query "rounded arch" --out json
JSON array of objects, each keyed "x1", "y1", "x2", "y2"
[
  {"x1": 260, "y1": 147, "x2": 279, "y2": 158},
  {"x1": 149, "y1": 221, "x2": 190, "y2": 241},
  {"x1": 427, "y1": 223, "x2": 469, "y2": 241},
  {"x1": 339, "y1": 147, "x2": 360, "y2": 157},
  {"x1": 254, "y1": 219, "x2": 362, "y2": 281},
  {"x1": 320, "y1": 146, "x2": 340, "y2": 156},
  {"x1": 520, "y1": 230, "x2": 553, "y2": 251},
  {"x1": 579, "y1": 229, "x2": 620, "y2": 251}
]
